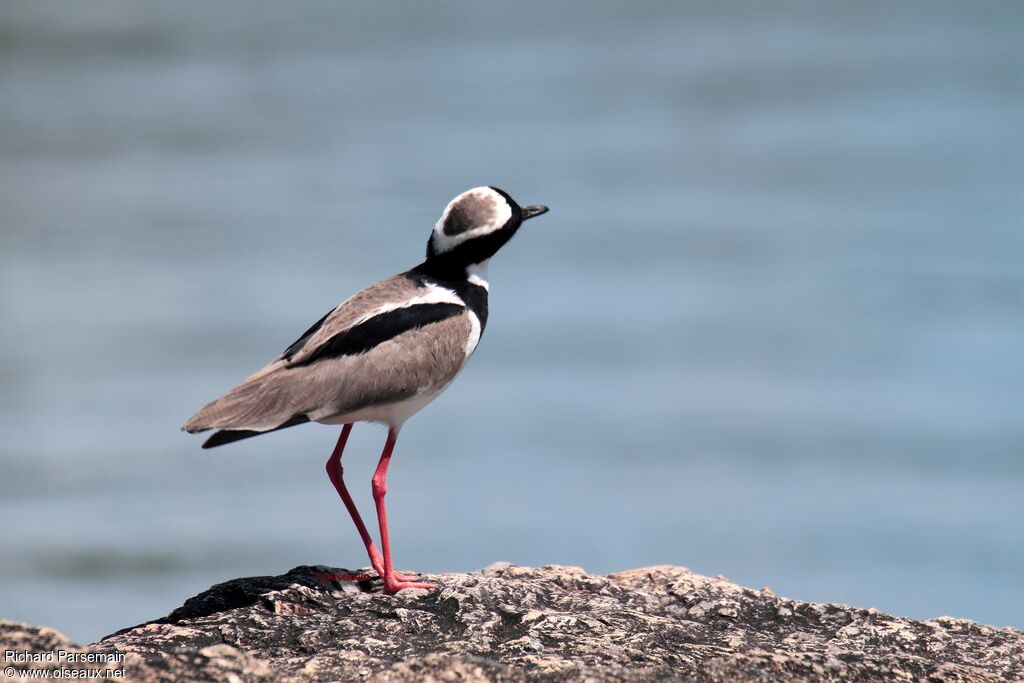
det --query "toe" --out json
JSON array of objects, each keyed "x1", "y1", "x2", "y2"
[{"x1": 383, "y1": 580, "x2": 437, "y2": 594}]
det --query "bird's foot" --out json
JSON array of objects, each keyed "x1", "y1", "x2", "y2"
[
  {"x1": 381, "y1": 577, "x2": 437, "y2": 595},
  {"x1": 372, "y1": 565, "x2": 425, "y2": 584}
]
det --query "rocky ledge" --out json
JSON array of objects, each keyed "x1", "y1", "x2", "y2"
[{"x1": 2, "y1": 564, "x2": 1021, "y2": 681}]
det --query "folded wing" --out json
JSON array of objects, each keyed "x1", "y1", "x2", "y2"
[{"x1": 183, "y1": 273, "x2": 472, "y2": 447}]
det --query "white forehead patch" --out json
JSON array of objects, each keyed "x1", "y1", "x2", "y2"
[{"x1": 431, "y1": 187, "x2": 513, "y2": 254}]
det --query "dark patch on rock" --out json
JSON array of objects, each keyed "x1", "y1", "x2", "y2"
[{"x1": 3, "y1": 563, "x2": 1021, "y2": 681}]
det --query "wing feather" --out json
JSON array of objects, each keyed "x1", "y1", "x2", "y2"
[{"x1": 183, "y1": 272, "x2": 471, "y2": 439}]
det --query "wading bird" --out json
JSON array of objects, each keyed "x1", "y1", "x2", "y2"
[{"x1": 184, "y1": 187, "x2": 549, "y2": 594}]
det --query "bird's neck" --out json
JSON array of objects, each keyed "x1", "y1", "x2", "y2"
[
  {"x1": 410, "y1": 258, "x2": 490, "y2": 332},
  {"x1": 414, "y1": 256, "x2": 490, "y2": 289}
]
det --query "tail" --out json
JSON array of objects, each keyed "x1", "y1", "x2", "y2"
[{"x1": 183, "y1": 363, "x2": 310, "y2": 448}]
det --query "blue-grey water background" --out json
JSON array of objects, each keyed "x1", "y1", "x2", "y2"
[{"x1": 1, "y1": 1, "x2": 1021, "y2": 642}]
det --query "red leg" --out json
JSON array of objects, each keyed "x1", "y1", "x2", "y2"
[
  {"x1": 325, "y1": 424, "x2": 385, "y2": 577},
  {"x1": 325, "y1": 424, "x2": 421, "y2": 585},
  {"x1": 371, "y1": 427, "x2": 436, "y2": 594}
]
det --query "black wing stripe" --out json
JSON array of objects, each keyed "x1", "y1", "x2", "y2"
[
  {"x1": 289, "y1": 302, "x2": 464, "y2": 367},
  {"x1": 281, "y1": 307, "x2": 335, "y2": 361}
]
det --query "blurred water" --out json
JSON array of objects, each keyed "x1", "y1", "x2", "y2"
[{"x1": 1, "y1": 1, "x2": 1021, "y2": 643}]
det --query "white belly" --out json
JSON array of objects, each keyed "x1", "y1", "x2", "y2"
[{"x1": 316, "y1": 383, "x2": 451, "y2": 428}]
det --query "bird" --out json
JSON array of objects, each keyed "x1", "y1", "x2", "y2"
[{"x1": 183, "y1": 186, "x2": 549, "y2": 595}]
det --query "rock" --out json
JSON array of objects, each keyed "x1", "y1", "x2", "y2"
[{"x1": 2, "y1": 564, "x2": 1021, "y2": 681}]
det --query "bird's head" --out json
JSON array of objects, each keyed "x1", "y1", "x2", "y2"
[{"x1": 425, "y1": 187, "x2": 548, "y2": 270}]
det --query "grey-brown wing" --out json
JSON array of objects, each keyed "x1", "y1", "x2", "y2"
[
  {"x1": 184, "y1": 314, "x2": 473, "y2": 439},
  {"x1": 282, "y1": 272, "x2": 462, "y2": 366},
  {"x1": 183, "y1": 274, "x2": 471, "y2": 439}
]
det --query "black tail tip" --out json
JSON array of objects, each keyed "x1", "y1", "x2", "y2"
[
  {"x1": 202, "y1": 430, "x2": 259, "y2": 449},
  {"x1": 195, "y1": 415, "x2": 310, "y2": 449}
]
